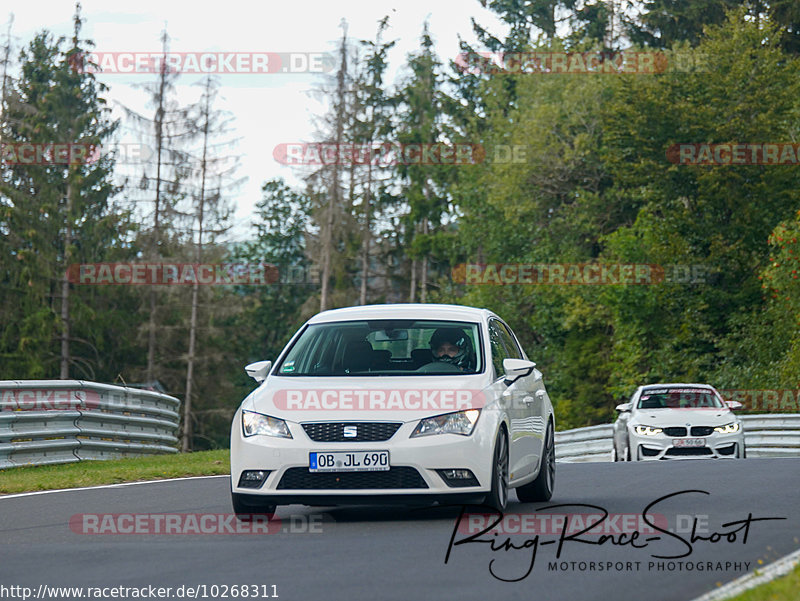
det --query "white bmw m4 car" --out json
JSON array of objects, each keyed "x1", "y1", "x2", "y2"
[
  {"x1": 230, "y1": 303, "x2": 555, "y2": 518},
  {"x1": 612, "y1": 383, "x2": 745, "y2": 461}
]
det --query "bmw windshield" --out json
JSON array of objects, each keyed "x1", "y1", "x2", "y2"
[
  {"x1": 636, "y1": 388, "x2": 725, "y2": 409},
  {"x1": 275, "y1": 320, "x2": 483, "y2": 376}
]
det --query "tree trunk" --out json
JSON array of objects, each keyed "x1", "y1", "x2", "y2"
[
  {"x1": 320, "y1": 23, "x2": 348, "y2": 312},
  {"x1": 59, "y1": 178, "x2": 73, "y2": 379},
  {"x1": 409, "y1": 255, "x2": 417, "y2": 302},
  {"x1": 420, "y1": 217, "x2": 428, "y2": 303},
  {"x1": 146, "y1": 32, "x2": 169, "y2": 383},
  {"x1": 359, "y1": 159, "x2": 372, "y2": 305},
  {"x1": 420, "y1": 175, "x2": 432, "y2": 303},
  {"x1": 183, "y1": 279, "x2": 198, "y2": 452},
  {"x1": 182, "y1": 78, "x2": 211, "y2": 453}
]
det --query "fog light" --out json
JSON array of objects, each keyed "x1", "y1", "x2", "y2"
[
  {"x1": 717, "y1": 443, "x2": 736, "y2": 456},
  {"x1": 238, "y1": 470, "x2": 270, "y2": 489},
  {"x1": 436, "y1": 468, "x2": 479, "y2": 488}
]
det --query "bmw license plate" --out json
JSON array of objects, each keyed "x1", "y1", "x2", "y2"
[
  {"x1": 673, "y1": 438, "x2": 705, "y2": 447},
  {"x1": 309, "y1": 451, "x2": 390, "y2": 472}
]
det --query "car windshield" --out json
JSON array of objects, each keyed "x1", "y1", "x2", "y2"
[
  {"x1": 637, "y1": 388, "x2": 724, "y2": 409},
  {"x1": 275, "y1": 319, "x2": 482, "y2": 376}
]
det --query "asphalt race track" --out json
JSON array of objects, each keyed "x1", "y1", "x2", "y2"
[{"x1": 1, "y1": 459, "x2": 798, "y2": 601}]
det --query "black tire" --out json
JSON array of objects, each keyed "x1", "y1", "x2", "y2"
[
  {"x1": 484, "y1": 429, "x2": 509, "y2": 511},
  {"x1": 232, "y1": 492, "x2": 277, "y2": 521},
  {"x1": 626, "y1": 442, "x2": 633, "y2": 462},
  {"x1": 516, "y1": 421, "x2": 555, "y2": 503}
]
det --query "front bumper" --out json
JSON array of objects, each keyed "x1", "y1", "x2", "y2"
[
  {"x1": 230, "y1": 412, "x2": 496, "y2": 501},
  {"x1": 629, "y1": 431, "x2": 744, "y2": 460}
]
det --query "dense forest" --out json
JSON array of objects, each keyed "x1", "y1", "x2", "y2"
[{"x1": 3, "y1": 1, "x2": 800, "y2": 449}]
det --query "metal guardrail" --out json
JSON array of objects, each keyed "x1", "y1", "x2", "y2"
[
  {"x1": 0, "y1": 380, "x2": 180, "y2": 469},
  {"x1": 555, "y1": 414, "x2": 800, "y2": 463}
]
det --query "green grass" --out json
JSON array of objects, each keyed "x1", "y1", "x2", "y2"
[
  {"x1": 0, "y1": 450, "x2": 230, "y2": 494},
  {"x1": 722, "y1": 562, "x2": 800, "y2": 601}
]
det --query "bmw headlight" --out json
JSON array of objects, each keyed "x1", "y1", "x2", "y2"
[
  {"x1": 411, "y1": 409, "x2": 481, "y2": 438},
  {"x1": 714, "y1": 422, "x2": 740, "y2": 434},
  {"x1": 634, "y1": 425, "x2": 663, "y2": 436},
  {"x1": 242, "y1": 410, "x2": 292, "y2": 439}
]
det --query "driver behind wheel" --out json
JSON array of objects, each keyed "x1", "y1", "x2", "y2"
[{"x1": 429, "y1": 327, "x2": 476, "y2": 372}]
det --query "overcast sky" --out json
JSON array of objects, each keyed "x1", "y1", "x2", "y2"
[{"x1": 5, "y1": 1, "x2": 505, "y2": 243}]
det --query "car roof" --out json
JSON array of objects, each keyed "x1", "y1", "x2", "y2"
[
  {"x1": 307, "y1": 303, "x2": 497, "y2": 325},
  {"x1": 639, "y1": 383, "x2": 718, "y2": 391}
]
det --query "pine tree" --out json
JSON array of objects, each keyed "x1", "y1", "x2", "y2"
[
  {"x1": 353, "y1": 17, "x2": 395, "y2": 305},
  {"x1": 121, "y1": 28, "x2": 199, "y2": 383},
  {"x1": 396, "y1": 23, "x2": 453, "y2": 302},
  {"x1": 0, "y1": 5, "x2": 124, "y2": 379},
  {"x1": 181, "y1": 75, "x2": 239, "y2": 451}
]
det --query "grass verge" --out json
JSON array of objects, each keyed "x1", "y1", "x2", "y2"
[
  {"x1": 0, "y1": 450, "x2": 230, "y2": 495},
  {"x1": 722, "y1": 562, "x2": 800, "y2": 601}
]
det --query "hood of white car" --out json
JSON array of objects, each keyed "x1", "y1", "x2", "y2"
[
  {"x1": 631, "y1": 408, "x2": 736, "y2": 427},
  {"x1": 245, "y1": 374, "x2": 493, "y2": 423}
]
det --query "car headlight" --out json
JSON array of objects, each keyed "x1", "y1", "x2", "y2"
[
  {"x1": 634, "y1": 425, "x2": 663, "y2": 436},
  {"x1": 714, "y1": 422, "x2": 740, "y2": 434},
  {"x1": 242, "y1": 410, "x2": 292, "y2": 439},
  {"x1": 411, "y1": 409, "x2": 481, "y2": 438}
]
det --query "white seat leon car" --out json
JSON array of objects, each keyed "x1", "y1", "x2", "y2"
[
  {"x1": 612, "y1": 383, "x2": 745, "y2": 461},
  {"x1": 230, "y1": 303, "x2": 555, "y2": 518}
]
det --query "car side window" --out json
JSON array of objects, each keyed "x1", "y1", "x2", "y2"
[
  {"x1": 496, "y1": 321, "x2": 524, "y2": 360},
  {"x1": 488, "y1": 321, "x2": 510, "y2": 379}
]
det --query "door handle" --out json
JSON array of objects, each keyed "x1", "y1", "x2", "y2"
[
  {"x1": 535, "y1": 390, "x2": 546, "y2": 400},
  {"x1": 522, "y1": 396, "x2": 535, "y2": 404}
]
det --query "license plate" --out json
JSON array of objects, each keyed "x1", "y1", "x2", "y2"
[
  {"x1": 309, "y1": 451, "x2": 390, "y2": 472},
  {"x1": 673, "y1": 438, "x2": 705, "y2": 447}
]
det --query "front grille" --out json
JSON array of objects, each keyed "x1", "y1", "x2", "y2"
[
  {"x1": 301, "y1": 422, "x2": 402, "y2": 442},
  {"x1": 691, "y1": 426, "x2": 715, "y2": 436},
  {"x1": 277, "y1": 466, "x2": 428, "y2": 490},
  {"x1": 663, "y1": 427, "x2": 687, "y2": 437},
  {"x1": 665, "y1": 447, "x2": 713, "y2": 456}
]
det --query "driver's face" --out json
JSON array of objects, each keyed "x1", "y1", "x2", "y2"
[{"x1": 434, "y1": 341, "x2": 460, "y2": 358}]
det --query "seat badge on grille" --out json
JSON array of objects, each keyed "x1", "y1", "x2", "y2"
[{"x1": 343, "y1": 425, "x2": 358, "y2": 438}]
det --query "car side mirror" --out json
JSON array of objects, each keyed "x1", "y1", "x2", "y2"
[
  {"x1": 502, "y1": 358, "x2": 536, "y2": 385},
  {"x1": 245, "y1": 360, "x2": 272, "y2": 383},
  {"x1": 615, "y1": 402, "x2": 632, "y2": 413},
  {"x1": 725, "y1": 400, "x2": 743, "y2": 411}
]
